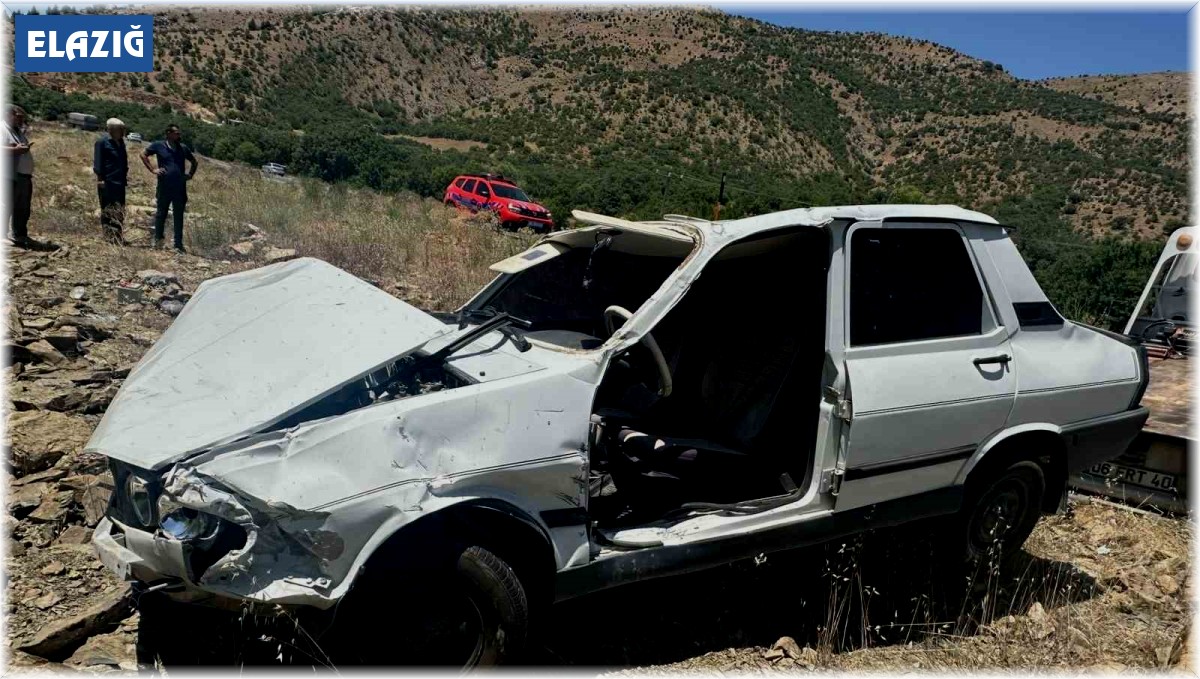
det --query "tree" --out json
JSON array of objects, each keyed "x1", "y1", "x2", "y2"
[{"x1": 234, "y1": 141, "x2": 265, "y2": 166}]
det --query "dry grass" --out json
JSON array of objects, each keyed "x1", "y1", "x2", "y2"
[{"x1": 27, "y1": 123, "x2": 537, "y2": 310}]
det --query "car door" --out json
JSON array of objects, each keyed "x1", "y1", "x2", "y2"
[
  {"x1": 476, "y1": 181, "x2": 494, "y2": 211},
  {"x1": 835, "y1": 221, "x2": 1017, "y2": 511}
]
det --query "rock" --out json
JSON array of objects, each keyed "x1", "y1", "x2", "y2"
[
  {"x1": 1027, "y1": 601, "x2": 1054, "y2": 640},
  {"x1": 771, "y1": 636, "x2": 803, "y2": 660},
  {"x1": 32, "y1": 592, "x2": 62, "y2": 610},
  {"x1": 1067, "y1": 626, "x2": 1091, "y2": 649},
  {"x1": 229, "y1": 241, "x2": 256, "y2": 257},
  {"x1": 1155, "y1": 574, "x2": 1180, "y2": 595},
  {"x1": 6, "y1": 410, "x2": 92, "y2": 476},
  {"x1": 16, "y1": 585, "x2": 133, "y2": 658},
  {"x1": 25, "y1": 339, "x2": 68, "y2": 366},
  {"x1": 8, "y1": 482, "x2": 50, "y2": 518},
  {"x1": 65, "y1": 630, "x2": 137, "y2": 669},
  {"x1": 41, "y1": 560, "x2": 66, "y2": 576},
  {"x1": 31, "y1": 267, "x2": 56, "y2": 278},
  {"x1": 264, "y1": 246, "x2": 298, "y2": 263},
  {"x1": 13, "y1": 467, "x2": 67, "y2": 486},
  {"x1": 42, "y1": 325, "x2": 79, "y2": 354},
  {"x1": 24, "y1": 523, "x2": 57, "y2": 548},
  {"x1": 23, "y1": 317, "x2": 54, "y2": 331},
  {"x1": 763, "y1": 648, "x2": 785, "y2": 661},
  {"x1": 137, "y1": 269, "x2": 180, "y2": 287},
  {"x1": 9, "y1": 379, "x2": 90, "y2": 412},
  {"x1": 1156, "y1": 645, "x2": 1174, "y2": 667},
  {"x1": 59, "y1": 474, "x2": 97, "y2": 491},
  {"x1": 54, "y1": 315, "x2": 117, "y2": 341},
  {"x1": 79, "y1": 473, "x2": 113, "y2": 527},
  {"x1": 159, "y1": 299, "x2": 185, "y2": 316},
  {"x1": 82, "y1": 383, "x2": 120, "y2": 414},
  {"x1": 69, "y1": 286, "x2": 87, "y2": 301},
  {"x1": 9, "y1": 539, "x2": 26, "y2": 557},
  {"x1": 55, "y1": 525, "x2": 92, "y2": 545},
  {"x1": 28, "y1": 490, "x2": 73, "y2": 523}
]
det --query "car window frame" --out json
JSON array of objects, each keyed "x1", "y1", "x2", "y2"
[
  {"x1": 462, "y1": 179, "x2": 477, "y2": 193},
  {"x1": 844, "y1": 221, "x2": 1001, "y2": 351}
]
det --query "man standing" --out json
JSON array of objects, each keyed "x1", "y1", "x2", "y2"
[
  {"x1": 4, "y1": 106, "x2": 35, "y2": 248},
  {"x1": 142, "y1": 124, "x2": 198, "y2": 252},
  {"x1": 94, "y1": 118, "x2": 129, "y2": 245}
]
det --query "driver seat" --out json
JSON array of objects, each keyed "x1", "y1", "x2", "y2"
[{"x1": 609, "y1": 320, "x2": 803, "y2": 503}]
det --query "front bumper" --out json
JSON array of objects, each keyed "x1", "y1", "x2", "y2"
[{"x1": 93, "y1": 516, "x2": 232, "y2": 607}]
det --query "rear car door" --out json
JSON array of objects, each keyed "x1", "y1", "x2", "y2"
[{"x1": 836, "y1": 221, "x2": 1016, "y2": 510}]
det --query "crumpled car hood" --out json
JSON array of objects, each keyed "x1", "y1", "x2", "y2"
[{"x1": 86, "y1": 257, "x2": 452, "y2": 471}]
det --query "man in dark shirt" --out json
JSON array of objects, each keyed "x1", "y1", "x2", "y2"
[
  {"x1": 141, "y1": 124, "x2": 198, "y2": 252},
  {"x1": 93, "y1": 118, "x2": 129, "y2": 245}
]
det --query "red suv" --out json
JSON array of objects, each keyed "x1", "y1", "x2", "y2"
[{"x1": 443, "y1": 174, "x2": 554, "y2": 232}]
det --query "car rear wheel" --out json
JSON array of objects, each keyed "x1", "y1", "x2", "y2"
[{"x1": 960, "y1": 460, "x2": 1045, "y2": 565}]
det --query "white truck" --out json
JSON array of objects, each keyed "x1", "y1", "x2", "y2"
[
  {"x1": 89, "y1": 204, "x2": 1148, "y2": 666},
  {"x1": 1071, "y1": 226, "x2": 1192, "y2": 513},
  {"x1": 66, "y1": 112, "x2": 99, "y2": 131}
]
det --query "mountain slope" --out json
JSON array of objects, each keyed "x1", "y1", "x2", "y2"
[{"x1": 16, "y1": 7, "x2": 1190, "y2": 240}]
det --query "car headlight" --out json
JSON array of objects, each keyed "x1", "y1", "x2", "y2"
[
  {"x1": 507, "y1": 202, "x2": 521, "y2": 211},
  {"x1": 126, "y1": 474, "x2": 154, "y2": 527},
  {"x1": 159, "y1": 507, "x2": 217, "y2": 541}
]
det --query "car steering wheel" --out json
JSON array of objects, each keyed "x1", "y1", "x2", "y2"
[{"x1": 604, "y1": 305, "x2": 673, "y2": 397}]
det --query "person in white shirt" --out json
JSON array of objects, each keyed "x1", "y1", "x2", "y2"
[{"x1": 3, "y1": 105, "x2": 35, "y2": 247}]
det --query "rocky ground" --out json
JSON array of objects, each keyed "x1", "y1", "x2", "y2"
[
  {"x1": 1, "y1": 201, "x2": 1193, "y2": 673},
  {"x1": 2, "y1": 227, "x2": 263, "y2": 671}
]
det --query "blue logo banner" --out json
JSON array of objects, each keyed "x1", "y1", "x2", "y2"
[{"x1": 15, "y1": 14, "x2": 153, "y2": 72}]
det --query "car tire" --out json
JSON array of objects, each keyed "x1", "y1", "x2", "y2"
[
  {"x1": 958, "y1": 460, "x2": 1045, "y2": 565},
  {"x1": 329, "y1": 544, "x2": 529, "y2": 667}
]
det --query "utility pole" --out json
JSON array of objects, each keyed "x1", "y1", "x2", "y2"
[{"x1": 712, "y1": 172, "x2": 726, "y2": 221}]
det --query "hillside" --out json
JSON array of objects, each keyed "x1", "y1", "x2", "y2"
[
  {"x1": 18, "y1": 7, "x2": 1190, "y2": 237},
  {"x1": 1043, "y1": 71, "x2": 1190, "y2": 117},
  {"x1": 3, "y1": 124, "x2": 1191, "y2": 673}
]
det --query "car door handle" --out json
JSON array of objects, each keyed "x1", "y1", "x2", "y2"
[{"x1": 973, "y1": 353, "x2": 1012, "y2": 366}]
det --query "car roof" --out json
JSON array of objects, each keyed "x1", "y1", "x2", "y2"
[
  {"x1": 457, "y1": 174, "x2": 518, "y2": 186},
  {"x1": 574, "y1": 204, "x2": 1004, "y2": 242},
  {"x1": 723, "y1": 204, "x2": 1000, "y2": 231}
]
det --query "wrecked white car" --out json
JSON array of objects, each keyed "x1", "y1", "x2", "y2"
[{"x1": 90, "y1": 204, "x2": 1149, "y2": 665}]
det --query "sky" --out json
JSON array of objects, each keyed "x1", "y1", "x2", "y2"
[{"x1": 723, "y1": 10, "x2": 1190, "y2": 80}]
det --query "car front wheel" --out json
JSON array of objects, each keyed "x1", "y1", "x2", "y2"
[{"x1": 329, "y1": 544, "x2": 529, "y2": 667}]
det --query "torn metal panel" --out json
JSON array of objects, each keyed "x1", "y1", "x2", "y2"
[{"x1": 86, "y1": 258, "x2": 453, "y2": 470}]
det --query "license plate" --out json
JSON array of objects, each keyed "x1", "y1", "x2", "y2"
[{"x1": 1086, "y1": 461, "x2": 1177, "y2": 492}]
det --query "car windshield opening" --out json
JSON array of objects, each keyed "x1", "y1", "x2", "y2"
[
  {"x1": 473, "y1": 228, "x2": 694, "y2": 349},
  {"x1": 492, "y1": 184, "x2": 530, "y2": 202}
]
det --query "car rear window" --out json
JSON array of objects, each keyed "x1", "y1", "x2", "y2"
[
  {"x1": 850, "y1": 227, "x2": 987, "y2": 346},
  {"x1": 454, "y1": 178, "x2": 466, "y2": 188}
]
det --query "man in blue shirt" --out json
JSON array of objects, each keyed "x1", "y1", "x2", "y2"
[
  {"x1": 141, "y1": 124, "x2": 198, "y2": 252},
  {"x1": 93, "y1": 118, "x2": 129, "y2": 245}
]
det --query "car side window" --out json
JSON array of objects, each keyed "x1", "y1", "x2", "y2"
[
  {"x1": 850, "y1": 228, "x2": 991, "y2": 346},
  {"x1": 454, "y1": 178, "x2": 466, "y2": 189},
  {"x1": 463, "y1": 179, "x2": 477, "y2": 193},
  {"x1": 477, "y1": 182, "x2": 491, "y2": 198}
]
